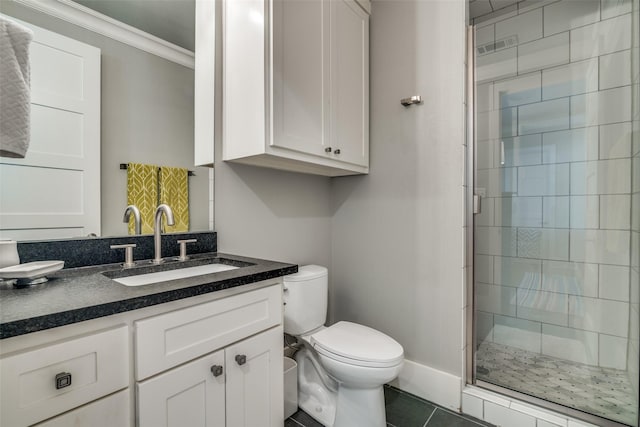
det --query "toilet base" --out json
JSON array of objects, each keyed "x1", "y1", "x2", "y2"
[
  {"x1": 295, "y1": 348, "x2": 388, "y2": 427},
  {"x1": 334, "y1": 385, "x2": 386, "y2": 427},
  {"x1": 296, "y1": 349, "x2": 337, "y2": 426}
]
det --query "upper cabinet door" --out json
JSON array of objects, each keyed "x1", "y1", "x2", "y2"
[
  {"x1": 331, "y1": 0, "x2": 369, "y2": 167},
  {"x1": 271, "y1": 0, "x2": 330, "y2": 156}
]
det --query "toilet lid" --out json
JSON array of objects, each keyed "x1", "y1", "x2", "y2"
[{"x1": 310, "y1": 321, "x2": 403, "y2": 367}]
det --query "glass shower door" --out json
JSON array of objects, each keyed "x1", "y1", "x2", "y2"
[{"x1": 472, "y1": 0, "x2": 639, "y2": 425}]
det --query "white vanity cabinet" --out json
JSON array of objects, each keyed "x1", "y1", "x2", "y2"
[
  {"x1": 0, "y1": 279, "x2": 285, "y2": 427},
  {"x1": 136, "y1": 283, "x2": 284, "y2": 427},
  {"x1": 222, "y1": 0, "x2": 370, "y2": 177}
]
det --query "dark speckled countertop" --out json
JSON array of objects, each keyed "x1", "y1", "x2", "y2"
[{"x1": 0, "y1": 252, "x2": 297, "y2": 339}]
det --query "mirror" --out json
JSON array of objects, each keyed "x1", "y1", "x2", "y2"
[{"x1": 0, "y1": 0, "x2": 212, "y2": 241}]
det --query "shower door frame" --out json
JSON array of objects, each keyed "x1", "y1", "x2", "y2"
[{"x1": 463, "y1": 24, "x2": 635, "y2": 427}]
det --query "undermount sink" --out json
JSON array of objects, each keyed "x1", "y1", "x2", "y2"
[
  {"x1": 104, "y1": 257, "x2": 249, "y2": 287},
  {"x1": 113, "y1": 263, "x2": 239, "y2": 286}
]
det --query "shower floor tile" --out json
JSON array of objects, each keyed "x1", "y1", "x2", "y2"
[{"x1": 476, "y1": 341, "x2": 638, "y2": 426}]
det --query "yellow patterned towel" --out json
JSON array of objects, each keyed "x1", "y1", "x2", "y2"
[
  {"x1": 159, "y1": 166, "x2": 189, "y2": 232},
  {"x1": 126, "y1": 163, "x2": 158, "y2": 234}
]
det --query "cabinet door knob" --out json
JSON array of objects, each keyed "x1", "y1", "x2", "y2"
[
  {"x1": 211, "y1": 365, "x2": 224, "y2": 377},
  {"x1": 324, "y1": 147, "x2": 332, "y2": 153},
  {"x1": 235, "y1": 354, "x2": 247, "y2": 366},
  {"x1": 55, "y1": 372, "x2": 72, "y2": 389},
  {"x1": 334, "y1": 149, "x2": 341, "y2": 155}
]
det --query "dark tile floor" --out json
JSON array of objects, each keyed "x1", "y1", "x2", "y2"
[{"x1": 286, "y1": 385, "x2": 495, "y2": 427}]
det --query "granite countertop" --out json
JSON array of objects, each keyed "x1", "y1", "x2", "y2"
[{"x1": 0, "y1": 252, "x2": 297, "y2": 339}]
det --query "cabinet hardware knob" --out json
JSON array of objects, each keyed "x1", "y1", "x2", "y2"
[
  {"x1": 235, "y1": 354, "x2": 247, "y2": 365},
  {"x1": 334, "y1": 149, "x2": 341, "y2": 155},
  {"x1": 324, "y1": 147, "x2": 332, "y2": 153},
  {"x1": 211, "y1": 365, "x2": 224, "y2": 377},
  {"x1": 55, "y1": 372, "x2": 72, "y2": 389}
]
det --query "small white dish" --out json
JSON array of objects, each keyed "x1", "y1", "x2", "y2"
[{"x1": 0, "y1": 260, "x2": 64, "y2": 280}]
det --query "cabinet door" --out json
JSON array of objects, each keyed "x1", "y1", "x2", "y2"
[
  {"x1": 225, "y1": 326, "x2": 284, "y2": 427},
  {"x1": 138, "y1": 351, "x2": 225, "y2": 427},
  {"x1": 331, "y1": 0, "x2": 369, "y2": 167},
  {"x1": 271, "y1": 0, "x2": 330, "y2": 156}
]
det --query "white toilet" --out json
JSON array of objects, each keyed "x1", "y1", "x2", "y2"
[{"x1": 283, "y1": 265, "x2": 404, "y2": 427}]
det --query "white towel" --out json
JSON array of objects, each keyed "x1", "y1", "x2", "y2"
[{"x1": 0, "y1": 16, "x2": 33, "y2": 158}]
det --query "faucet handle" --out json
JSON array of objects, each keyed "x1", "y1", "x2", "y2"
[
  {"x1": 110, "y1": 243, "x2": 137, "y2": 268},
  {"x1": 176, "y1": 239, "x2": 197, "y2": 261}
]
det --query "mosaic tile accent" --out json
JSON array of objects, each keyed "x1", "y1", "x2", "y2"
[{"x1": 476, "y1": 341, "x2": 638, "y2": 425}]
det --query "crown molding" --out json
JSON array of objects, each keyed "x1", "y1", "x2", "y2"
[{"x1": 11, "y1": 0, "x2": 195, "y2": 69}]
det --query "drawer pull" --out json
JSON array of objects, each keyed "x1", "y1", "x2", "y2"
[
  {"x1": 235, "y1": 354, "x2": 247, "y2": 366},
  {"x1": 210, "y1": 365, "x2": 224, "y2": 377},
  {"x1": 325, "y1": 147, "x2": 332, "y2": 153},
  {"x1": 55, "y1": 372, "x2": 72, "y2": 389},
  {"x1": 334, "y1": 149, "x2": 341, "y2": 155}
]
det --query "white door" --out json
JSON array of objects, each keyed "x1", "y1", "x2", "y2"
[
  {"x1": 0, "y1": 16, "x2": 100, "y2": 240},
  {"x1": 271, "y1": 0, "x2": 330, "y2": 156},
  {"x1": 330, "y1": 0, "x2": 369, "y2": 167},
  {"x1": 137, "y1": 350, "x2": 226, "y2": 427},
  {"x1": 225, "y1": 326, "x2": 284, "y2": 427}
]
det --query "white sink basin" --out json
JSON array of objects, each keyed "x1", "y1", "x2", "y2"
[{"x1": 113, "y1": 263, "x2": 239, "y2": 286}]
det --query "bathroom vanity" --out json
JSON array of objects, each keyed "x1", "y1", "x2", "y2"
[{"x1": 0, "y1": 247, "x2": 296, "y2": 427}]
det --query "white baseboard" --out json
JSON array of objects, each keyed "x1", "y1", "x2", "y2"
[{"x1": 389, "y1": 359, "x2": 462, "y2": 412}]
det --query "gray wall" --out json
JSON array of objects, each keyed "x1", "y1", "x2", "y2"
[
  {"x1": 216, "y1": 0, "x2": 467, "y2": 377},
  {"x1": 331, "y1": 0, "x2": 467, "y2": 376},
  {"x1": 0, "y1": 3, "x2": 210, "y2": 237}
]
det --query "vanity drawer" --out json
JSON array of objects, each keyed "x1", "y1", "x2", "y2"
[
  {"x1": 135, "y1": 284, "x2": 282, "y2": 380},
  {"x1": 0, "y1": 325, "x2": 129, "y2": 427},
  {"x1": 33, "y1": 389, "x2": 131, "y2": 427}
]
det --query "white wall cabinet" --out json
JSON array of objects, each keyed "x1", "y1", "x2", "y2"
[{"x1": 222, "y1": 0, "x2": 370, "y2": 177}]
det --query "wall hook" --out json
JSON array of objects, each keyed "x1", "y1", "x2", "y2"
[{"x1": 401, "y1": 95, "x2": 422, "y2": 107}]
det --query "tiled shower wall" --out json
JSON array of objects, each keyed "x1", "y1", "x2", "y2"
[{"x1": 474, "y1": 0, "x2": 635, "y2": 370}]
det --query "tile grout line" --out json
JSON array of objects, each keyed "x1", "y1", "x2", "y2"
[
  {"x1": 287, "y1": 418, "x2": 305, "y2": 427},
  {"x1": 422, "y1": 407, "x2": 438, "y2": 427}
]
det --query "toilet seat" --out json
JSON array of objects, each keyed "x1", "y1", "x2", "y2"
[{"x1": 310, "y1": 321, "x2": 404, "y2": 368}]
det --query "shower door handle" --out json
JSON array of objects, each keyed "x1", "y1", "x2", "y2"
[{"x1": 473, "y1": 194, "x2": 481, "y2": 214}]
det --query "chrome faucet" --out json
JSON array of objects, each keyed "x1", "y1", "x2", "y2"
[
  {"x1": 153, "y1": 204, "x2": 175, "y2": 264},
  {"x1": 123, "y1": 205, "x2": 142, "y2": 235}
]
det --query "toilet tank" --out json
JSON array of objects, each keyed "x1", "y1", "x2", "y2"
[{"x1": 283, "y1": 265, "x2": 328, "y2": 336}]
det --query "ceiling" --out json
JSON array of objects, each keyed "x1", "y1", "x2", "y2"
[
  {"x1": 72, "y1": 0, "x2": 516, "y2": 49},
  {"x1": 469, "y1": 0, "x2": 520, "y2": 20},
  {"x1": 72, "y1": 0, "x2": 195, "y2": 51}
]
